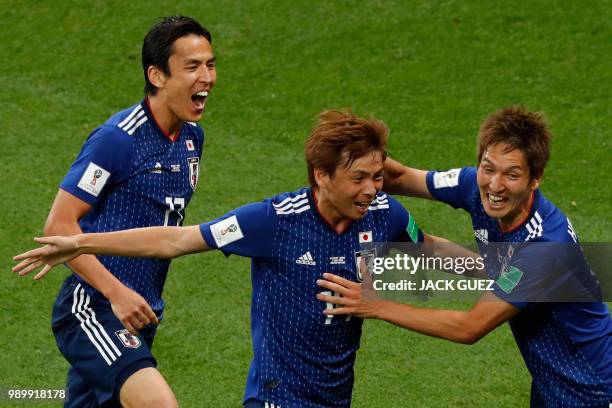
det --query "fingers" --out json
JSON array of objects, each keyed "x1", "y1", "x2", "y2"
[
  {"x1": 33, "y1": 236, "x2": 56, "y2": 244},
  {"x1": 317, "y1": 292, "x2": 351, "y2": 306},
  {"x1": 13, "y1": 247, "x2": 49, "y2": 262},
  {"x1": 323, "y1": 306, "x2": 354, "y2": 316},
  {"x1": 123, "y1": 319, "x2": 139, "y2": 337},
  {"x1": 316, "y1": 278, "x2": 349, "y2": 295},
  {"x1": 34, "y1": 264, "x2": 54, "y2": 280},
  {"x1": 16, "y1": 260, "x2": 43, "y2": 276},
  {"x1": 321, "y1": 273, "x2": 358, "y2": 288},
  {"x1": 143, "y1": 305, "x2": 160, "y2": 325},
  {"x1": 12, "y1": 257, "x2": 41, "y2": 273}
]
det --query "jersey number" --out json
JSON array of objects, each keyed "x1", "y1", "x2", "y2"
[
  {"x1": 164, "y1": 197, "x2": 185, "y2": 226},
  {"x1": 322, "y1": 290, "x2": 351, "y2": 325}
]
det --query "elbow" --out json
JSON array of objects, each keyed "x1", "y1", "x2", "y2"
[
  {"x1": 455, "y1": 326, "x2": 485, "y2": 345},
  {"x1": 43, "y1": 219, "x2": 61, "y2": 236},
  {"x1": 456, "y1": 334, "x2": 479, "y2": 345}
]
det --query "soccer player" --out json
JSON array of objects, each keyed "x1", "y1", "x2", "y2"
[
  {"x1": 15, "y1": 110, "x2": 437, "y2": 407},
  {"x1": 23, "y1": 16, "x2": 216, "y2": 408},
  {"x1": 317, "y1": 107, "x2": 612, "y2": 407}
]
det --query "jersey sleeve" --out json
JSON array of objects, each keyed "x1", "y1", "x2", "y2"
[
  {"x1": 199, "y1": 200, "x2": 278, "y2": 258},
  {"x1": 387, "y1": 196, "x2": 424, "y2": 243},
  {"x1": 60, "y1": 125, "x2": 133, "y2": 206},
  {"x1": 425, "y1": 167, "x2": 477, "y2": 210},
  {"x1": 491, "y1": 242, "x2": 600, "y2": 310}
]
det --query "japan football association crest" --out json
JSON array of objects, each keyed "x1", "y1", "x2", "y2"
[
  {"x1": 187, "y1": 157, "x2": 199, "y2": 190},
  {"x1": 354, "y1": 247, "x2": 377, "y2": 281},
  {"x1": 115, "y1": 329, "x2": 141, "y2": 349}
]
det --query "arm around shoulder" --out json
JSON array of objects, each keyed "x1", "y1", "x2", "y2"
[{"x1": 383, "y1": 158, "x2": 433, "y2": 199}]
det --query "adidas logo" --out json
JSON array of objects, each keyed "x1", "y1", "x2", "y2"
[
  {"x1": 296, "y1": 251, "x2": 316, "y2": 266},
  {"x1": 474, "y1": 229, "x2": 489, "y2": 244}
]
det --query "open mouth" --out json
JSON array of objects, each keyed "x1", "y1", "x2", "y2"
[
  {"x1": 354, "y1": 200, "x2": 372, "y2": 212},
  {"x1": 486, "y1": 193, "x2": 508, "y2": 209},
  {"x1": 191, "y1": 91, "x2": 208, "y2": 111}
]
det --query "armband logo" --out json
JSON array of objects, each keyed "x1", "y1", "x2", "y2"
[
  {"x1": 495, "y1": 265, "x2": 523, "y2": 294},
  {"x1": 77, "y1": 162, "x2": 110, "y2": 197},
  {"x1": 210, "y1": 215, "x2": 244, "y2": 248},
  {"x1": 433, "y1": 168, "x2": 461, "y2": 189}
]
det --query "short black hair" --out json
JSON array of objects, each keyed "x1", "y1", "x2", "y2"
[{"x1": 142, "y1": 16, "x2": 212, "y2": 95}]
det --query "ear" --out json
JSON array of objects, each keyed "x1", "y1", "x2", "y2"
[
  {"x1": 530, "y1": 176, "x2": 541, "y2": 191},
  {"x1": 314, "y1": 168, "x2": 330, "y2": 190},
  {"x1": 147, "y1": 66, "x2": 166, "y2": 89}
]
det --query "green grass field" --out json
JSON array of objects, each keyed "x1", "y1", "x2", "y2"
[{"x1": 1, "y1": 1, "x2": 610, "y2": 406}]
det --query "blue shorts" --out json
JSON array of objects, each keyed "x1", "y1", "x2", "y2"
[{"x1": 52, "y1": 275, "x2": 158, "y2": 407}]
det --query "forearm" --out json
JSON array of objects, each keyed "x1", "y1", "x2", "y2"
[
  {"x1": 423, "y1": 234, "x2": 487, "y2": 278},
  {"x1": 44, "y1": 218, "x2": 127, "y2": 298},
  {"x1": 374, "y1": 301, "x2": 479, "y2": 344},
  {"x1": 383, "y1": 158, "x2": 433, "y2": 199},
  {"x1": 75, "y1": 226, "x2": 206, "y2": 259}
]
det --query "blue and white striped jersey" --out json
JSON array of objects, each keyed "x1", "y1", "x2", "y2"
[
  {"x1": 200, "y1": 187, "x2": 423, "y2": 408},
  {"x1": 427, "y1": 166, "x2": 612, "y2": 407},
  {"x1": 60, "y1": 98, "x2": 204, "y2": 313}
]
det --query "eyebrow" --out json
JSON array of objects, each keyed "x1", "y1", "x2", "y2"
[
  {"x1": 351, "y1": 169, "x2": 384, "y2": 176},
  {"x1": 482, "y1": 158, "x2": 523, "y2": 172},
  {"x1": 185, "y1": 56, "x2": 216, "y2": 65}
]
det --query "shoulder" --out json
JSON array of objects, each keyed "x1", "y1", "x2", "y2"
[
  {"x1": 184, "y1": 121, "x2": 205, "y2": 142},
  {"x1": 104, "y1": 102, "x2": 148, "y2": 136},
  {"x1": 270, "y1": 187, "x2": 311, "y2": 217},
  {"x1": 524, "y1": 191, "x2": 575, "y2": 243},
  {"x1": 430, "y1": 166, "x2": 477, "y2": 190},
  {"x1": 369, "y1": 193, "x2": 405, "y2": 224}
]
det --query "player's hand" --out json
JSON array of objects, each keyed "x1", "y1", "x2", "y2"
[
  {"x1": 12, "y1": 236, "x2": 82, "y2": 280},
  {"x1": 316, "y1": 270, "x2": 382, "y2": 319},
  {"x1": 107, "y1": 285, "x2": 159, "y2": 335}
]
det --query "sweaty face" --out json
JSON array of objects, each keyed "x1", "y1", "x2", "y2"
[
  {"x1": 477, "y1": 143, "x2": 540, "y2": 230},
  {"x1": 158, "y1": 34, "x2": 216, "y2": 123},
  {"x1": 317, "y1": 152, "x2": 385, "y2": 225}
]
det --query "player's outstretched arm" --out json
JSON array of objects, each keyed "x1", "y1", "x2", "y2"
[
  {"x1": 318, "y1": 273, "x2": 518, "y2": 344},
  {"x1": 383, "y1": 157, "x2": 433, "y2": 199},
  {"x1": 13, "y1": 225, "x2": 208, "y2": 276},
  {"x1": 14, "y1": 190, "x2": 166, "y2": 333}
]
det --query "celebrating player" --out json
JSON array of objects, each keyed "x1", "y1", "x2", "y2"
[
  {"x1": 14, "y1": 109, "x2": 470, "y2": 407},
  {"x1": 317, "y1": 107, "x2": 612, "y2": 407},
  {"x1": 23, "y1": 16, "x2": 216, "y2": 408}
]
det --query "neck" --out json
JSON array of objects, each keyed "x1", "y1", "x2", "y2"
[
  {"x1": 499, "y1": 191, "x2": 535, "y2": 232},
  {"x1": 313, "y1": 188, "x2": 352, "y2": 234},
  {"x1": 147, "y1": 94, "x2": 182, "y2": 137}
]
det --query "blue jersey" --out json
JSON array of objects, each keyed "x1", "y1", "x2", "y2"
[
  {"x1": 60, "y1": 98, "x2": 204, "y2": 313},
  {"x1": 200, "y1": 188, "x2": 423, "y2": 407},
  {"x1": 427, "y1": 167, "x2": 612, "y2": 407}
]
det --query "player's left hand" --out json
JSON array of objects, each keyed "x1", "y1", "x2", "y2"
[
  {"x1": 12, "y1": 236, "x2": 81, "y2": 280},
  {"x1": 316, "y1": 271, "x2": 382, "y2": 319}
]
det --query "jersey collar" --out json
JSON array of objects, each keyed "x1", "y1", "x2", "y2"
[
  {"x1": 142, "y1": 97, "x2": 182, "y2": 143},
  {"x1": 500, "y1": 189, "x2": 540, "y2": 235},
  {"x1": 308, "y1": 188, "x2": 355, "y2": 235}
]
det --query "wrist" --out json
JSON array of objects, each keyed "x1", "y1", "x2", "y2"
[
  {"x1": 100, "y1": 278, "x2": 129, "y2": 301},
  {"x1": 371, "y1": 300, "x2": 390, "y2": 320}
]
